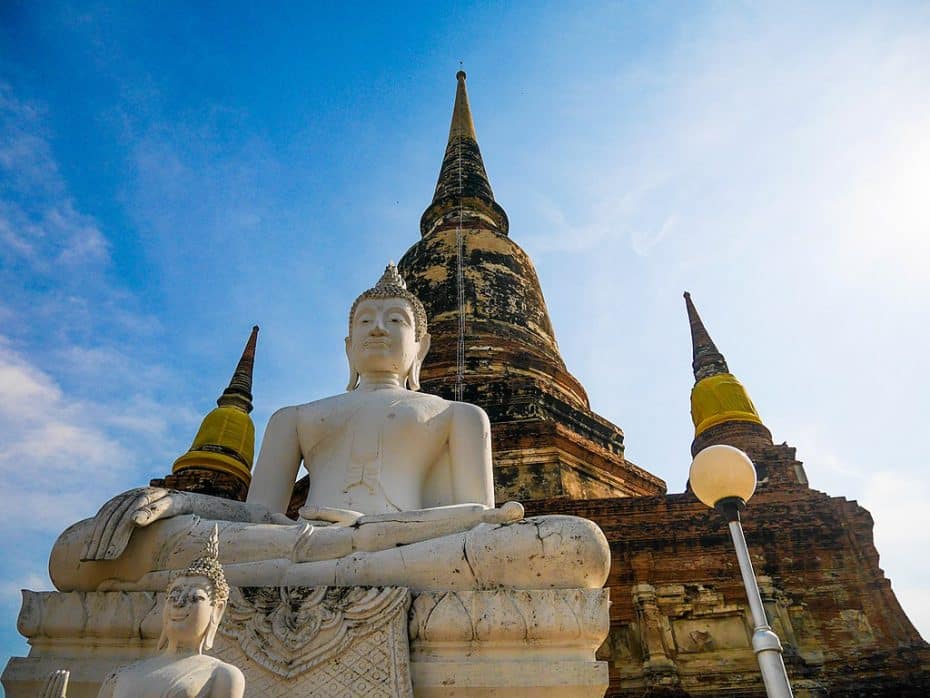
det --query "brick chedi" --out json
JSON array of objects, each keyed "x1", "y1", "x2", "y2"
[
  {"x1": 684, "y1": 291, "x2": 807, "y2": 486},
  {"x1": 398, "y1": 71, "x2": 663, "y2": 501},
  {"x1": 524, "y1": 295, "x2": 930, "y2": 696},
  {"x1": 396, "y1": 74, "x2": 930, "y2": 696},
  {"x1": 151, "y1": 325, "x2": 259, "y2": 501}
]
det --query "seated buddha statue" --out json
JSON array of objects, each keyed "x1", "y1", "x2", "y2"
[
  {"x1": 97, "y1": 529, "x2": 245, "y2": 698},
  {"x1": 50, "y1": 265, "x2": 609, "y2": 593}
]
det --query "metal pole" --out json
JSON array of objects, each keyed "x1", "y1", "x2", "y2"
[{"x1": 728, "y1": 518, "x2": 794, "y2": 698}]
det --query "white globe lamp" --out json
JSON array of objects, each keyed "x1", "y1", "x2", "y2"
[{"x1": 689, "y1": 444, "x2": 757, "y2": 517}]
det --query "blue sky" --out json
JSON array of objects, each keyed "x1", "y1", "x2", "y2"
[{"x1": 1, "y1": 0, "x2": 929, "y2": 676}]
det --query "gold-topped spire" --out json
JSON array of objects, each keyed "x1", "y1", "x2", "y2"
[
  {"x1": 449, "y1": 70, "x2": 478, "y2": 142},
  {"x1": 684, "y1": 291, "x2": 729, "y2": 381},
  {"x1": 420, "y1": 71, "x2": 509, "y2": 237},
  {"x1": 684, "y1": 293, "x2": 764, "y2": 437},
  {"x1": 172, "y1": 327, "x2": 259, "y2": 488}
]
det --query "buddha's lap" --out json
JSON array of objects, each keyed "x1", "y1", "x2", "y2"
[{"x1": 51, "y1": 514, "x2": 609, "y2": 591}]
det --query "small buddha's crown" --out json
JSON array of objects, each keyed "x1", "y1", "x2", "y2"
[
  {"x1": 349, "y1": 262, "x2": 428, "y2": 339},
  {"x1": 178, "y1": 525, "x2": 229, "y2": 604}
]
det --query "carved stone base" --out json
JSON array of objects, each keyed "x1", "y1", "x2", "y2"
[
  {"x1": 215, "y1": 586, "x2": 413, "y2": 697},
  {"x1": 3, "y1": 587, "x2": 609, "y2": 697}
]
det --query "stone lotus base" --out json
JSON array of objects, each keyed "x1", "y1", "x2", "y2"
[{"x1": 3, "y1": 586, "x2": 609, "y2": 697}]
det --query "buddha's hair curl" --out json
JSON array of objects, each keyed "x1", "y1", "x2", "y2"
[
  {"x1": 348, "y1": 263, "x2": 427, "y2": 340},
  {"x1": 174, "y1": 525, "x2": 229, "y2": 604}
]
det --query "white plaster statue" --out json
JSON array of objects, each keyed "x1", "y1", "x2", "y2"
[
  {"x1": 50, "y1": 264, "x2": 609, "y2": 593},
  {"x1": 97, "y1": 529, "x2": 245, "y2": 698}
]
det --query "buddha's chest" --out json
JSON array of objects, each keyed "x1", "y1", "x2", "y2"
[
  {"x1": 304, "y1": 393, "x2": 449, "y2": 502},
  {"x1": 346, "y1": 399, "x2": 446, "y2": 462},
  {"x1": 302, "y1": 394, "x2": 449, "y2": 481},
  {"x1": 113, "y1": 658, "x2": 216, "y2": 698}
]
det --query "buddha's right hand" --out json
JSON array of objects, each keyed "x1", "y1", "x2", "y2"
[
  {"x1": 80, "y1": 487, "x2": 192, "y2": 561},
  {"x1": 480, "y1": 501, "x2": 525, "y2": 524}
]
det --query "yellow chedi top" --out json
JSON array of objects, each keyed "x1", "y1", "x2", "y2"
[
  {"x1": 172, "y1": 326, "x2": 259, "y2": 489},
  {"x1": 690, "y1": 372, "x2": 763, "y2": 436},
  {"x1": 172, "y1": 405, "x2": 255, "y2": 484},
  {"x1": 683, "y1": 292, "x2": 764, "y2": 438}
]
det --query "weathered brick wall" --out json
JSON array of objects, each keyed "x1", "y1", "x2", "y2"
[
  {"x1": 525, "y1": 478, "x2": 930, "y2": 696},
  {"x1": 150, "y1": 468, "x2": 249, "y2": 501}
]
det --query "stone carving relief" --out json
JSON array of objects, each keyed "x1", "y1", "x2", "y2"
[
  {"x1": 632, "y1": 584, "x2": 677, "y2": 669},
  {"x1": 837, "y1": 609, "x2": 875, "y2": 644},
  {"x1": 672, "y1": 615, "x2": 748, "y2": 653},
  {"x1": 9, "y1": 587, "x2": 609, "y2": 698},
  {"x1": 408, "y1": 588, "x2": 608, "y2": 650},
  {"x1": 213, "y1": 586, "x2": 412, "y2": 698},
  {"x1": 614, "y1": 577, "x2": 837, "y2": 697}
]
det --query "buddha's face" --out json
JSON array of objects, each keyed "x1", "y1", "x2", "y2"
[
  {"x1": 347, "y1": 297, "x2": 422, "y2": 378},
  {"x1": 164, "y1": 575, "x2": 216, "y2": 646}
]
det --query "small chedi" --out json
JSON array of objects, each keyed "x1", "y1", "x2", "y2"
[
  {"x1": 5, "y1": 264, "x2": 611, "y2": 697},
  {"x1": 96, "y1": 528, "x2": 244, "y2": 698}
]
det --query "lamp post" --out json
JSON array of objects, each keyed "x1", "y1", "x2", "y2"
[{"x1": 689, "y1": 444, "x2": 794, "y2": 698}]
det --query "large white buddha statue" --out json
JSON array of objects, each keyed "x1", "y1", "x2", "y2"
[{"x1": 50, "y1": 265, "x2": 609, "y2": 593}]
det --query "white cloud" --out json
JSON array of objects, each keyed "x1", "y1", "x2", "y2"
[
  {"x1": 0, "y1": 85, "x2": 194, "y2": 626},
  {"x1": 0, "y1": 573, "x2": 52, "y2": 605},
  {"x1": 0, "y1": 84, "x2": 110, "y2": 274},
  {"x1": 860, "y1": 470, "x2": 930, "y2": 642},
  {"x1": 894, "y1": 588, "x2": 930, "y2": 643},
  {"x1": 631, "y1": 214, "x2": 678, "y2": 257},
  {"x1": 0, "y1": 342, "x2": 130, "y2": 532}
]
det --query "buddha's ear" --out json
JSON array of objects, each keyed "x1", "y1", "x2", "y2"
[
  {"x1": 407, "y1": 333, "x2": 431, "y2": 392},
  {"x1": 202, "y1": 600, "x2": 226, "y2": 652},
  {"x1": 345, "y1": 337, "x2": 359, "y2": 391}
]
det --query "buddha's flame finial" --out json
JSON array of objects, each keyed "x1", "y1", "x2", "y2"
[
  {"x1": 349, "y1": 263, "x2": 427, "y2": 341},
  {"x1": 375, "y1": 262, "x2": 407, "y2": 290},
  {"x1": 180, "y1": 525, "x2": 229, "y2": 604}
]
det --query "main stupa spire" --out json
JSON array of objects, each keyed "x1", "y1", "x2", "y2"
[
  {"x1": 684, "y1": 291, "x2": 729, "y2": 381},
  {"x1": 420, "y1": 71, "x2": 509, "y2": 237},
  {"x1": 448, "y1": 70, "x2": 479, "y2": 141},
  {"x1": 399, "y1": 73, "x2": 666, "y2": 501}
]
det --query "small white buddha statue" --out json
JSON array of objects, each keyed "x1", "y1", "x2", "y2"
[
  {"x1": 97, "y1": 529, "x2": 244, "y2": 698},
  {"x1": 50, "y1": 264, "x2": 609, "y2": 593}
]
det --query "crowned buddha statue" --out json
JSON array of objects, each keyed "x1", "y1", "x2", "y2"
[
  {"x1": 50, "y1": 264, "x2": 609, "y2": 593},
  {"x1": 97, "y1": 529, "x2": 245, "y2": 698}
]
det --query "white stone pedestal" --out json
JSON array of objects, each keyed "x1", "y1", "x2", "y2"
[{"x1": 3, "y1": 586, "x2": 609, "y2": 697}]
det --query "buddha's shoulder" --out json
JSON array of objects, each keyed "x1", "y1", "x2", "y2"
[
  {"x1": 412, "y1": 393, "x2": 489, "y2": 424},
  {"x1": 448, "y1": 399, "x2": 490, "y2": 423},
  {"x1": 271, "y1": 393, "x2": 347, "y2": 419},
  {"x1": 203, "y1": 654, "x2": 244, "y2": 677}
]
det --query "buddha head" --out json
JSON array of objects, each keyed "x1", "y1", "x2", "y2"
[
  {"x1": 159, "y1": 527, "x2": 229, "y2": 653},
  {"x1": 346, "y1": 263, "x2": 430, "y2": 391}
]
